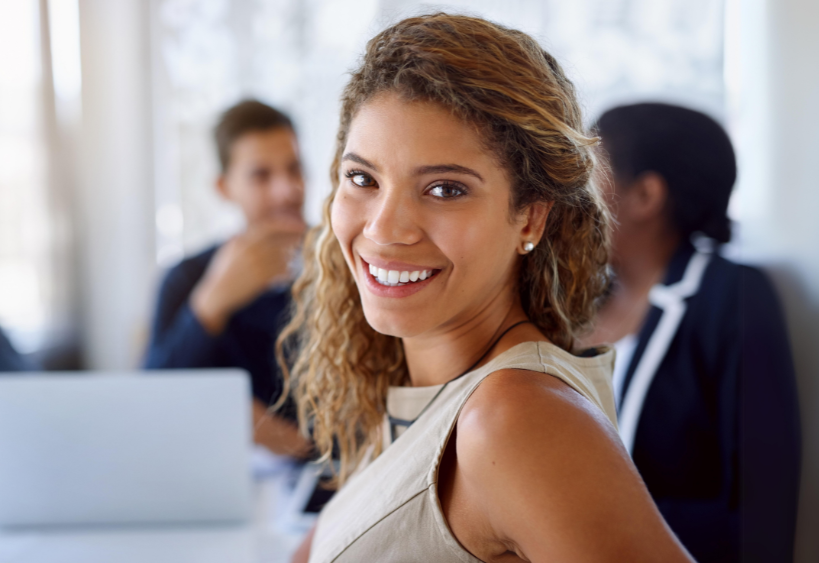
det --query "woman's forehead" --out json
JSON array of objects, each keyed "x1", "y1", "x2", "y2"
[{"x1": 344, "y1": 93, "x2": 503, "y2": 180}]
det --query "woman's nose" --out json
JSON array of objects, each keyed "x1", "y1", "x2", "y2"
[{"x1": 362, "y1": 187, "x2": 422, "y2": 246}]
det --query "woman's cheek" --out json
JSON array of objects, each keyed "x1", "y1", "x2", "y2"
[
  {"x1": 331, "y1": 191, "x2": 349, "y2": 238},
  {"x1": 435, "y1": 209, "x2": 491, "y2": 260},
  {"x1": 331, "y1": 190, "x2": 360, "y2": 262}
]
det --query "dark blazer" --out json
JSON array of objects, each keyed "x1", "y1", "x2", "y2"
[
  {"x1": 144, "y1": 245, "x2": 293, "y2": 415},
  {"x1": 619, "y1": 240, "x2": 801, "y2": 563}
]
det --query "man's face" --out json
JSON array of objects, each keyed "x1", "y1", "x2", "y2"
[{"x1": 218, "y1": 128, "x2": 305, "y2": 226}]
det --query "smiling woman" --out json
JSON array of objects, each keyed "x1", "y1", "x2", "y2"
[
  {"x1": 332, "y1": 94, "x2": 553, "y2": 343},
  {"x1": 277, "y1": 13, "x2": 694, "y2": 563}
]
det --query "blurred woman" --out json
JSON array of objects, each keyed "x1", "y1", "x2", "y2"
[
  {"x1": 586, "y1": 103, "x2": 801, "y2": 562},
  {"x1": 280, "y1": 14, "x2": 694, "y2": 563}
]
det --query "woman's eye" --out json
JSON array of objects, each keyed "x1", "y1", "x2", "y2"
[
  {"x1": 346, "y1": 171, "x2": 376, "y2": 187},
  {"x1": 428, "y1": 183, "x2": 466, "y2": 199}
]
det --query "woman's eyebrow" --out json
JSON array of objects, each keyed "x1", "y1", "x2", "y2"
[
  {"x1": 341, "y1": 152, "x2": 378, "y2": 171},
  {"x1": 415, "y1": 164, "x2": 484, "y2": 182},
  {"x1": 342, "y1": 154, "x2": 484, "y2": 182}
]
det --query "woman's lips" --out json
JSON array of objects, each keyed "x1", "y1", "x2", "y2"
[
  {"x1": 367, "y1": 263, "x2": 437, "y2": 285},
  {"x1": 361, "y1": 255, "x2": 441, "y2": 274},
  {"x1": 359, "y1": 257, "x2": 441, "y2": 298}
]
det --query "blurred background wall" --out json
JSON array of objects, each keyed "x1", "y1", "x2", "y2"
[
  {"x1": 0, "y1": 0, "x2": 816, "y2": 560},
  {"x1": 726, "y1": 1, "x2": 819, "y2": 560}
]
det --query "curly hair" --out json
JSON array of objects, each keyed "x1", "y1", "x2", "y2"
[{"x1": 276, "y1": 13, "x2": 610, "y2": 486}]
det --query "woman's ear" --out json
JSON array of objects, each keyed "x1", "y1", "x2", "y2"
[
  {"x1": 628, "y1": 172, "x2": 668, "y2": 222},
  {"x1": 518, "y1": 201, "x2": 553, "y2": 254}
]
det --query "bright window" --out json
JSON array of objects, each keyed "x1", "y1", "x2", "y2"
[
  {"x1": 152, "y1": 0, "x2": 726, "y2": 264},
  {"x1": 0, "y1": 0, "x2": 51, "y2": 353}
]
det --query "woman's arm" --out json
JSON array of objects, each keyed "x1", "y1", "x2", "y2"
[{"x1": 441, "y1": 368, "x2": 694, "y2": 562}]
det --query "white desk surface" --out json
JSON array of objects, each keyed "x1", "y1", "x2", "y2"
[{"x1": 0, "y1": 450, "x2": 313, "y2": 563}]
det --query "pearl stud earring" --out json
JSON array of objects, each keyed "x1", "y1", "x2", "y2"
[{"x1": 523, "y1": 241, "x2": 535, "y2": 253}]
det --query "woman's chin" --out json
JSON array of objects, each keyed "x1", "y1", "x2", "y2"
[{"x1": 363, "y1": 310, "x2": 428, "y2": 340}]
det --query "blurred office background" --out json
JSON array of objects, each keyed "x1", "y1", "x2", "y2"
[{"x1": 0, "y1": 0, "x2": 816, "y2": 560}]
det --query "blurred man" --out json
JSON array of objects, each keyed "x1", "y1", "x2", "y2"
[
  {"x1": 145, "y1": 100, "x2": 311, "y2": 458},
  {"x1": 585, "y1": 103, "x2": 801, "y2": 563}
]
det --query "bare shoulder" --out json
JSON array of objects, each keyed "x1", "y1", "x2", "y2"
[
  {"x1": 457, "y1": 368, "x2": 622, "y2": 460},
  {"x1": 453, "y1": 367, "x2": 633, "y2": 515},
  {"x1": 451, "y1": 368, "x2": 693, "y2": 561}
]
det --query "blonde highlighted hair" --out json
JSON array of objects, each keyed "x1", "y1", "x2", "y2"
[{"x1": 276, "y1": 13, "x2": 610, "y2": 485}]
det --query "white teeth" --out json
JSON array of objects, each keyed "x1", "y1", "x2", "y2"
[{"x1": 368, "y1": 264, "x2": 436, "y2": 286}]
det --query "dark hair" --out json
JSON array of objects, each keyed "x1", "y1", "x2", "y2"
[
  {"x1": 595, "y1": 103, "x2": 736, "y2": 243},
  {"x1": 214, "y1": 100, "x2": 294, "y2": 171}
]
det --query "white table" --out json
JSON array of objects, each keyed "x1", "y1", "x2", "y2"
[{"x1": 0, "y1": 450, "x2": 313, "y2": 563}]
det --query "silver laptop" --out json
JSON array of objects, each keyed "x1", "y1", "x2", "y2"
[{"x1": 0, "y1": 370, "x2": 253, "y2": 528}]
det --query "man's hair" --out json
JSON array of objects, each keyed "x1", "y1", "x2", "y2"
[
  {"x1": 214, "y1": 100, "x2": 294, "y2": 171},
  {"x1": 595, "y1": 103, "x2": 737, "y2": 243}
]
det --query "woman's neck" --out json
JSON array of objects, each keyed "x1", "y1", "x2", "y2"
[
  {"x1": 401, "y1": 292, "x2": 533, "y2": 388},
  {"x1": 614, "y1": 222, "x2": 679, "y2": 291},
  {"x1": 580, "y1": 227, "x2": 680, "y2": 348}
]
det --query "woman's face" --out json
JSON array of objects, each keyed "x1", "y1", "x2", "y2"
[{"x1": 332, "y1": 92, "x2": 535, "y2": 339}]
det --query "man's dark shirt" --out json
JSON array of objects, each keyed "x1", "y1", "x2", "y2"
[
  {"x1": 144, "y1": 245, "x2": 293, "y2": 415},
  {"x1": 621, "y1": 241, "x2": 801, "y2": 563}
]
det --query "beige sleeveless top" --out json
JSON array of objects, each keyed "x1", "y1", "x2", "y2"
[{"x1": 309, "y1": 341, "x2": 617, "y2": 563}]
